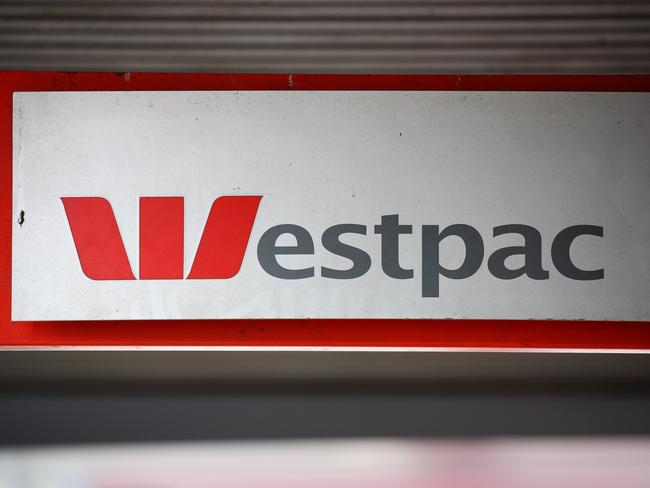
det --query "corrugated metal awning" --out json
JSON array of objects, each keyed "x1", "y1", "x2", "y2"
[{"x1": 1, "y1": 0, "x2": 649, "y2": 73}]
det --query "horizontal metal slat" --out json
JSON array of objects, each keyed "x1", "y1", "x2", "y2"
[
  {"x1": 2, "y1": 45, "x2": 648, "y2": 56},
  {"x1": 3, "y1": 32, "x2": 650, "y2": 48},
  {"x1": 2, "y1": 18, "x2": 650, "y2": 36},
  {"x1": 1, "y1": 3, "x2": 650, "y2": 20},
  {"x1": 1, "y1": 59, "x2": 648, "y2": 73}
]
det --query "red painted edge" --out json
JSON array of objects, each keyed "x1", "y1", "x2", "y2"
[{"x1": 2, "y1": 72, "x2": 650, "y2": 349}]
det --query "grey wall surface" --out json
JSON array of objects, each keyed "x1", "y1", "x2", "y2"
[
  {"x1": 1, "y1": 352, "x2": 650, "y2": 445},
  {"x1": 3, "y1": 389, "x2": 650, "y2": 445},
  {"x1": 1, "y1": 0, "x2": 650, "y2": 73}
]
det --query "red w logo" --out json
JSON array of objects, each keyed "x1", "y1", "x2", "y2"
[{"x1": 61, "y1": 196, "x2": 262, "y2": 280}]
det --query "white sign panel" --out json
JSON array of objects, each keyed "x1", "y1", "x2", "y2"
[{"x1": 12, "y1": 91, "x2": 650, "y2": 321}]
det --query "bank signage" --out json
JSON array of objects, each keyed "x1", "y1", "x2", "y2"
[
  {"x1": 59, "y1": 195, "x2": 603, "y2": 292},
  {"x1": 2, "y1": 73, "x2": 650, "y2": 349}
]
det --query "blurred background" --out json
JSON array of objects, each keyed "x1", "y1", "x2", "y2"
[{"x1": 1, "y1": 0, "x2": 650, "y2": 486}]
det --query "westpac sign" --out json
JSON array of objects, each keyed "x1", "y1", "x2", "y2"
[
  {"x1": 12, "y1": 91, "x2": 650, "y2": 321},
  {"x1": 61, "y1": 196, "x2": 603, "y2": 299}
]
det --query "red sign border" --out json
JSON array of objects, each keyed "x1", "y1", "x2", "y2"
[{"x1": 2, "y1": 72, "x2": 649, "y2": 349}]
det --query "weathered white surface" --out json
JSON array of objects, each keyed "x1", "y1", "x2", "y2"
[{"x1": 11, "y1": 91, "x2": 650, "y2": 321}]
